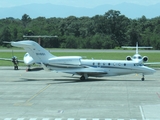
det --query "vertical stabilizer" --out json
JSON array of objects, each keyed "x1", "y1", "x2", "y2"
[
  {"x1": 136, "y1": 42, "x2": 139, "y2": 54},
  {"x1": 11, "y1": 40, "x2": 55, "y2": 63}
]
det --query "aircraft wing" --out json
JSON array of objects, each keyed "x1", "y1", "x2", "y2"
[
  {"x1": 0, "y1": 58, "x2": 24, "y2": 63},
  {"x1": 144, "y1": 62, "x2": 160, "y2": 66},
  {"x1": 41, "y1": 63, "x2": 107, "y2": 75}
]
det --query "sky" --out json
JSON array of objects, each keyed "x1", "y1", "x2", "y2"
[{"x1": 0, "y1": 0, "x2": 160, "y2": 8}]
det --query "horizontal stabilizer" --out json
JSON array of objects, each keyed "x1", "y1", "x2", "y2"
[
  {"x1": 3, "y1": 41, "x2": 12, "y2": 44},
  {"x1": 122, "y1": 46, "x2": 153, "y2": 49}
]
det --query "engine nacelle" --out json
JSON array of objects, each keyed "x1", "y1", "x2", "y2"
[
  {"x1": 142, "y1": 56, "x2": 148, "y2": 62},
  {"x1": 126, "y1": 56, "x2": 132, "y2": 61},
  {"x1": 49, "y1": 56, "x2": 82, "y2": 66}
]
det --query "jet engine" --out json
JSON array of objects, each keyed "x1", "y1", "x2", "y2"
[
  {"x1": 49, "y1": 56, "x2": 82, "y2": 67},
  {"x1": 142, "y1": 56, "x2": 148, "y2": 62},
  {"x1": 126, "y1": 56, "x2": 132, "y2": 61}
]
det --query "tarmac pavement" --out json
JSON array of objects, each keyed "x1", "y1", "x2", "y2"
[{"x1": 0, "y1": 67, "x2": 160, "y2": 120}]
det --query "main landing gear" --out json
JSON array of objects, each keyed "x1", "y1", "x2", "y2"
[
  {"x1": 80, "y1": 74, "x2": 88, "y2": 80},
  {"x1": 26, "y1": 65, "x2": 31, "y2": 71}
]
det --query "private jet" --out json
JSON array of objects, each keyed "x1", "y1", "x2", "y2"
[
  {"x1": 10, "y1": 40, "x2": 156, "y2": 81},
  {"x1": 122, "y1": 42, "x2": 160, "y2": 65}
]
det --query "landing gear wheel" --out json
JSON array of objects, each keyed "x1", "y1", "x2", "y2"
[
  {"x1": 80, "y1": 76, "x2": 85, "y2": 80},
  {"x1": 26, "y1": 65, "x2": 31, "y2": 72},
  {"x1": 141, "y1": 74, "x2": 145, "y2": 81},
  {"x1": 26, "y1": 68, "x2": 31, "y2": 71}
]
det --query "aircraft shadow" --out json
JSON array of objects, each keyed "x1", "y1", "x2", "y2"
[
  {"x1": 14, "y1": 77, "x2": 107, "y2": 83},
  {"x1": 13, "y1": 75, "x2": 154, "y2": 83},
  {"x1": 26, "y1": 67, "x2": 43, "y2": 72}
]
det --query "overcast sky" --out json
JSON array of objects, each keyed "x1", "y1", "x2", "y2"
[{"x1": 1, "y1": 0, "x2": 160, "y2": 8}]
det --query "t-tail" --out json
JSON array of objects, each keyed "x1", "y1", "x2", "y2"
[
  {"x1": 11, "y1": 40, "x2": 56, "y2": 64},
  {"x1": 136, "y1": 42, "x2": 139, "y2": 54}
]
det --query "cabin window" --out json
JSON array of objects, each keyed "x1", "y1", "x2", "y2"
[
  {"x1": 108, "y1": 63, "x2": 110, "y2": 66},
  {"x1": 93, "y1": 63, "x2": 95, "y2": 65},
  {"x1": 98, "y1": 63, "x2": 100, "y2": 66},
  {"x1": 124, "y1": 63, "x2": 126, "y2": 66},
  {"x1": 103, "y1": 63, "x2": 105, "y2": 65}
]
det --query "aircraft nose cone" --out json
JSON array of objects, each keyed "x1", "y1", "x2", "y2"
[{"x1": 144, "y1": 67, "x2": 156, "y2": 75}]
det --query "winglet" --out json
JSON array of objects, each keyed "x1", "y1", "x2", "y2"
[{"x1": 41, "y1": 62, "x2": 51, "y2": 71}]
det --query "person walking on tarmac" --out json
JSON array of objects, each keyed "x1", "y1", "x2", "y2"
[{"x1": 12, "y1": 56, "x2": 18, "y2": 70}]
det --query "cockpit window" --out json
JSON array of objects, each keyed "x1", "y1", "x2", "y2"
[
  {"x1": 133, "y1": 55, "x2": 142, "y2": 59},
  {"x1": 138, "y1": 56, "x2": 142, "y2": 59}
]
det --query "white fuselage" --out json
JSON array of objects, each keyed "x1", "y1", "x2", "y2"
[{"x1": 47, "y1": 58, "x2": 156, "y2": 77}]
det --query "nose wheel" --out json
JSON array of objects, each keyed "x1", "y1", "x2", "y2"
[{"x1": 141, "y1": 74, "x2": 145, "y2": 81}]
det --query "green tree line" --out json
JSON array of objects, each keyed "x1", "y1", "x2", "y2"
[{"x1": 0, "y1": 10, "x2": 160, "y2": 49}]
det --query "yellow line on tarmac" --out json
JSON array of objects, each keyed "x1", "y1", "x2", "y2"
[
  {"x1": 14, "y1": 84, "x2": 51, "y2": 106},
  {"x1": 26, "y1": 84, "x2": 51, "y2": 103}
]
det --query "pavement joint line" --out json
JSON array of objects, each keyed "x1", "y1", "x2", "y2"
[{"x1": 156, "y1": 92, "x2": 160, "y2": 99}]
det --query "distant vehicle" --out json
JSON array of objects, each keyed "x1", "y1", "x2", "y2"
[{"x1": 10, "y1": 40, "x2": 156, "y2": 81}]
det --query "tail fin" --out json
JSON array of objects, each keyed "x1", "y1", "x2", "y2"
[
  {"x1": 11, "y1": 40, "x2": 55, "y2": 63},
  {"x1": 136, "y1": 42, "x2": 139, "y2": 54}
]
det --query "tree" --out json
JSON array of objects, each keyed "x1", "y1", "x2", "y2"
[
  {"x1": 21, "y1": 14, "x2": 31, "y2": 27},
  {"x1": 0, "y1": 27, "x2": 12, "y2": 47}
]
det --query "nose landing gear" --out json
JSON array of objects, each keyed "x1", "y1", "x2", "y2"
[{"x1": 141, "y1": 74, "x2": 145, "y2": 81}]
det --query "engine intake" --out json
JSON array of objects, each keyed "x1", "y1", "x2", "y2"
[
  {"x1": 142, "y1": 56, "x2": 148, "y2": 62},
  {"x1": 126, "y1": 56, "x2": 132, "y2": 61}
]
